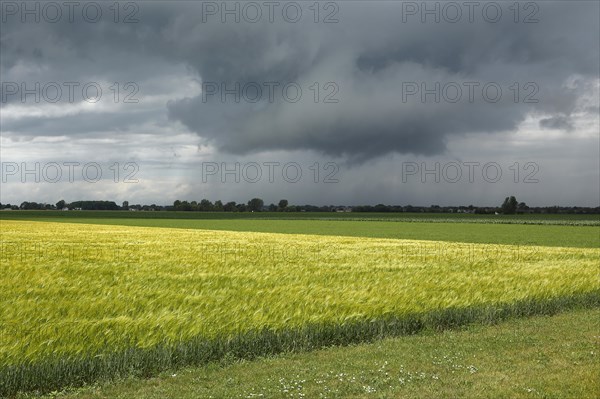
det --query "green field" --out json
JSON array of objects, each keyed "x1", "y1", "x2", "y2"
[
  {"x1": 2, "y1": 210, "x2": 599, "y2": 223},
  {"x1": 1, "y1": 211, "x2": 599, "y2": 248},
  {"x1": 1, "y1": 212, "x2": 599, "y2": 397}
]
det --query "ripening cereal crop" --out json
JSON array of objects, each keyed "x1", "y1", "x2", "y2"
[{"x1": 1, "y1": 220, "x2": 598, "y2": 395}]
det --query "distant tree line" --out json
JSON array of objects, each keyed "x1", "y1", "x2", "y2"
[
  {"x1": 6, "y1": 200, "x2": 120, "y2": 211},
  {"x1": 352, "y1": 198, "x2": 599, "y2": 215},
  {"x1": 171, "y1": 198, "x2": 295, "y2": 212},
  {"x1": 2, "y1": 196, "x2": 599, "y2": 214}
]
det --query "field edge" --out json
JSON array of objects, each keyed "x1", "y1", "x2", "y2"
[{"x1": 3, "y1": 290, "x2": 599, "y2": 397}]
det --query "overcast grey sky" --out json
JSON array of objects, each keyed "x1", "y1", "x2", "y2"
[{"x1": 1, "y1": 1, "x2": 598, "y2": 207}]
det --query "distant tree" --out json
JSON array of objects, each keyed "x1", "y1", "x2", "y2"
[
  {"x1": 278, "y1": 199, "x2": 288, "y2": 210},
  {"x1": 56, "y1": 199, "x2": 66, "y2": 209},
  {"x1": 247, "y1": 198, "x2": 264, "y2": 212},
  {"x1": 517, "y1": 202, "x2": 529, "y2": 213},
  {"x1": 199, "y1": 199, "x2": 213, "y2": 211},
  {"x1": 268, "y1": 203, "x2": 277, "y2": 212},
  {"x1": 501, "y1": 196, "x2": 518, "y2": 214},
  {"x1": 67, "y1": 201, "x2": 119, "y2": 210},
  {"x1": 374, "y1": 204, "x2": 389, "y2": 212},
  {"x1": 224, "y1": 201, "x2": 237, "y2": 212},
  {"x1": 501, "y1": 197, "x2": 509, "y2": 213},
  {"x1": 508, "y1": 196, "x2": 518, "y2": 214},
  {"x1": 20, "y1": 201, "x2": 45, "y2": 210},
  {"x1": 547, "y1": 206, "x2": 559, "y2": 214},
  {"x1": 214, "y1": 200, "x2": 224, "y2": 211},
  {"x1": 122, "y1": 200, "x2": 129, "y2": 210}
]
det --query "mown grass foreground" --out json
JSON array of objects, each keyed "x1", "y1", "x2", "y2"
[{"x1": 1, "y1": 221, "x2": 599, "y2": 396}]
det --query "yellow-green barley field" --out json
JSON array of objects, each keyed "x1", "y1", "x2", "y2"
[{"x1": 1, "y1": 220, "x2": 598, "y2": 395}]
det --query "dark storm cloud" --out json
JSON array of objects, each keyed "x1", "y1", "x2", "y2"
[
  {"x1": 160, "y1": 1, "x2": 599, "y2": 161},
  {"x1": 1, "y1": 1, "x2": 598, "y2": 161},
  {"x1": 539, "y1": 115, "x2": 574, "y2": 132}
]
